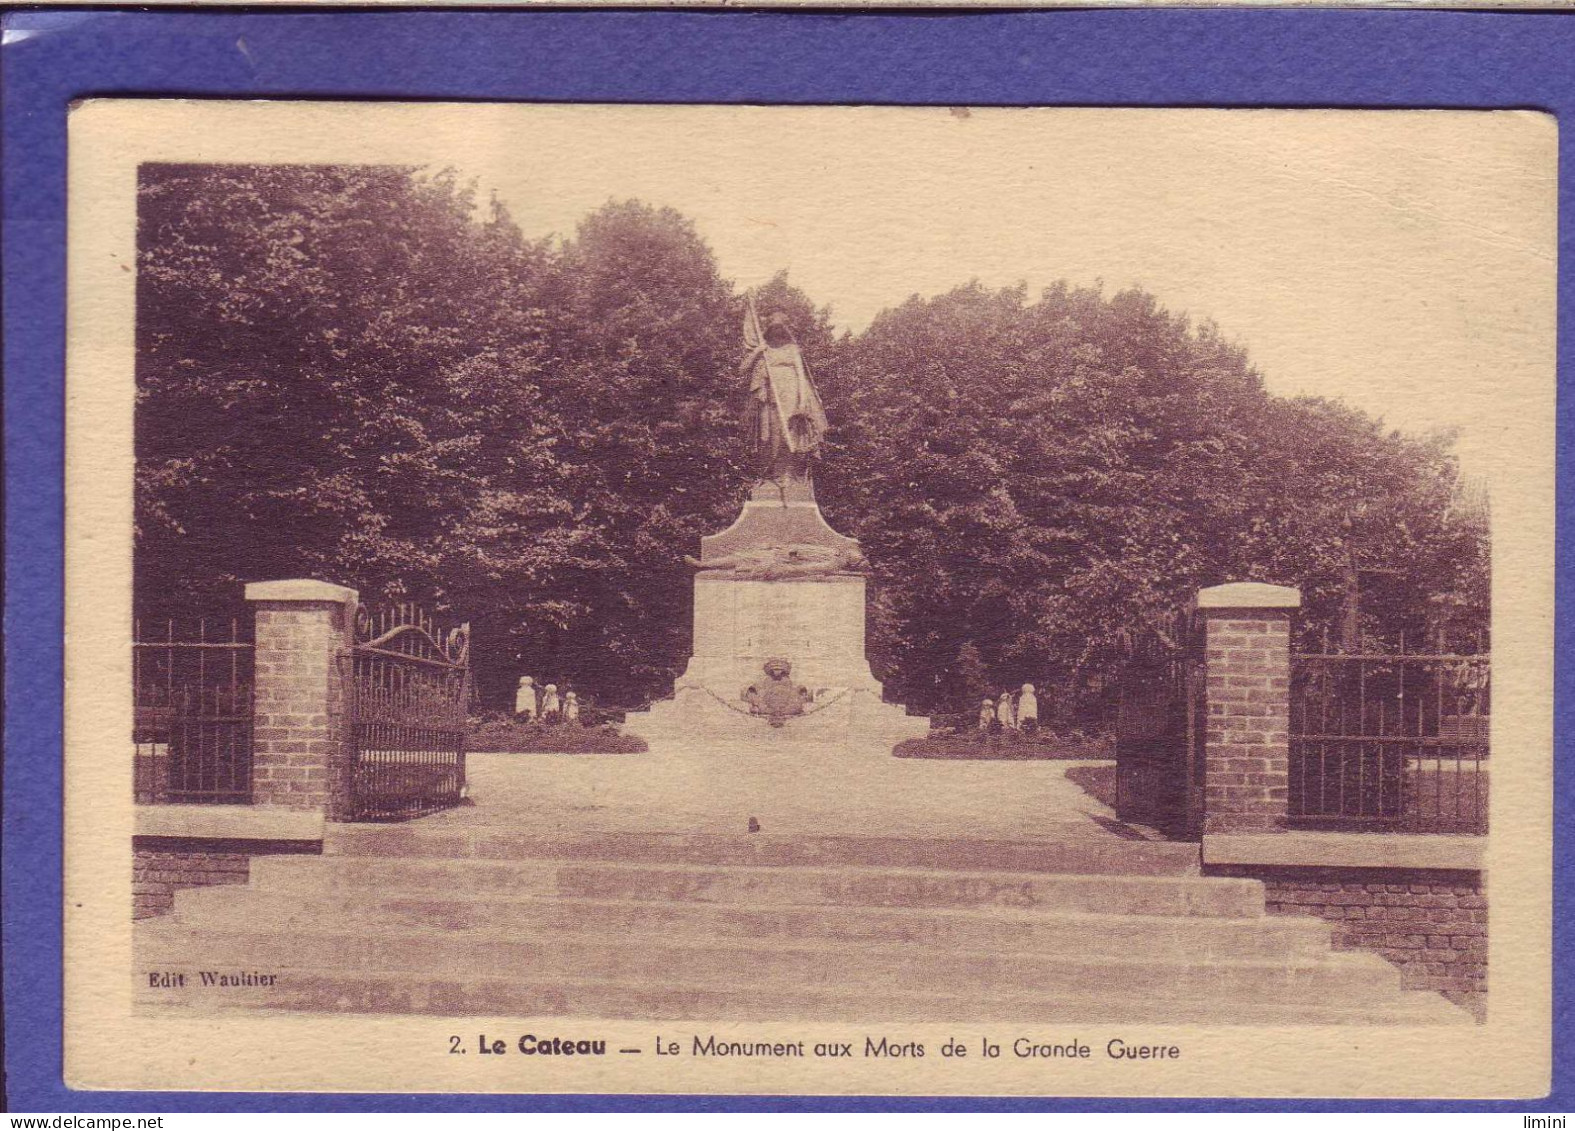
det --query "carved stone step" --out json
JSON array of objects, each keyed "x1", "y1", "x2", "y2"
[
  {"x1": 249, "y1": 856, "x2": 1263, "y2": 918},
  {"x1": 323, "y1": 828, "x2": 1200, "y2": 876},
  {"x1": 171, "y1": 887, "x2": 1330, "y2": 960},
  {"x1": 139, "y1": 918, "x2": 1402, "y2": 1002}
]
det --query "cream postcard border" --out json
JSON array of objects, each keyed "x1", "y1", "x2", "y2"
[{"x1": 64, "y1": 100, "x2": 1555, "y2": 1097}]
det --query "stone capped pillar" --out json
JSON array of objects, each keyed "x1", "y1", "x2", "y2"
[
  {"x1": 245, "y1": 579, "x2": 358, "y2": 813},
  {"x1": 1197, "y1": 582, "x2": 1300, "y2": 834}
]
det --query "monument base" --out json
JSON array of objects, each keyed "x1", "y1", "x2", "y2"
[
  {"x1": 624, "y1": 682, "x2": 929, "y2": 752},
  {"x1": 624, "y1": 482, "x2": 929, "y2": 752}
]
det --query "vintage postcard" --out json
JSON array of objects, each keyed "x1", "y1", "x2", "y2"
[{"x1": 63, "y1": 101, "x2": 1554, "y2": 1097}]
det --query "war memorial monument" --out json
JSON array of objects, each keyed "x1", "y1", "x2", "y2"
[{"x1": 624, "y1": 300, "x2": 928, "y2": 752}]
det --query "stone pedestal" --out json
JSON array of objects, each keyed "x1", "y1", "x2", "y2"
[
  {"x1": 682, "y1": 574, "x2": 881, "y2": 698},
  {"x1": 625, "y1": 482, "x2": 927, "y2": 750},
  {"x1": 700, "y1": 475, "x2": 857, "y2": 559}
]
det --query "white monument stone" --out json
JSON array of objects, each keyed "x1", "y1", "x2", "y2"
[
  {"x1": 514, "y1": 676, "x2": 538, "y2": 720},
  {"x1": 1018, "y1": 682, "x2": 1039, "y2": 728}
]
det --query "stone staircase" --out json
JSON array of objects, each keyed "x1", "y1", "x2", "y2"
[{"x1": 135, "y1": 826, "x2": 1468, "y2": 1025}]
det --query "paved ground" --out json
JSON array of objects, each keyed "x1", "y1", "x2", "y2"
[{"x1": 438, "y1": 746, "x2": 1139, "y2": 842}]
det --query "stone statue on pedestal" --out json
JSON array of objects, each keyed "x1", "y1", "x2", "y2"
[
  {"x1": 619, "y1": 294, "x2": 929, "y2": 749},
  {"x1": 515, "y1": 676, "x2": 538, "y2": 721},
  {"x1": 1017, "y1": 683, "x2": 1039, "y2": 732},
  {"x1": 740, "y1": 297, "x2": 828, "y2": 485}
]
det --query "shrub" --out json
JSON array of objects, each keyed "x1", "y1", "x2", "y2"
[
  {"x1": 468, "y1": 712, "x2": 647, "y2": 754},
  {"x1": 893, "y1": 727, "x2": 1112, "y2": 761}
]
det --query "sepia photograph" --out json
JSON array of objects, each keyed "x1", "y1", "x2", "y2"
[{"x1": 61, "y1": 101, "x2": 1554, "y2": 1097}]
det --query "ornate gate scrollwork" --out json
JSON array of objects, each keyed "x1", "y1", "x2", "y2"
[{"x1": 343, "y1": 604, "x2": 470, "y2": 821}]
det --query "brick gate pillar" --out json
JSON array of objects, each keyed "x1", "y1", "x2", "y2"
[
  {"x1": 1197, "y1": 582, "x2": 1301, "y2": 834},
  {"x1": 245, "y1": 579, "x2": 358, "y2": 814}
]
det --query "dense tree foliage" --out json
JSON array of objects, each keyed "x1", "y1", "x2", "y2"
[
  {"x1": 138, "y1": 167, "x2": 752, "y2": 703},
  {"x1": 139, "y1": 165, "x2": 567, "y2": 637},
  {"x1": 520, "y1": 200, "x2": 752, "y2": 696},
  {"x1": 814, "y1": 283, "x2": 1487, "y2": 715},
  {"x1": 136, "y1": 164, "x2": 1487, "y2": 718}
]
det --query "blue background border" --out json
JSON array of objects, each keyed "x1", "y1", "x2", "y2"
[{"x1": 2, "y1": 7, "x2": 1567, "y2": 1113}]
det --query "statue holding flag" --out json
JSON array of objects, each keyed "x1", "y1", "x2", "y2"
[
  {"x1": 620, "y1": 291, "x2": 931, "y2": 749},
  {"x1": 740, "y1": 297, "x2": 829, "y2": 483}
]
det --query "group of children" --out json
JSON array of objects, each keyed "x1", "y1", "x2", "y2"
[
  {"x1": 513, "y1": 675, "x2": 580, "y2": 725},
  {"x1": 978, "y1": 683, "x2": 1040, "y2": 732}
]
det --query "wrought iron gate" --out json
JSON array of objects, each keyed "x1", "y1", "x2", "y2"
[
  {"x1": 1114, "y1": 615, "x2": 1205, "y2": 838},
  {"x1": 344, "y1": 603, "x2": 471, "y2": 821}
]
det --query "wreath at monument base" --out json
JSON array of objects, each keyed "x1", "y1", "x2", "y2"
[{"x1": 742, "y1": 657, "x2": 813, "y2": 727}]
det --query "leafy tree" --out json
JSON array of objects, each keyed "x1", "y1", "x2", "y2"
[
  {"x1": 136, "y1": 172, "x2": 1487, "y2": 721},
  {"x1": 507, "y1": 200, "x2": 754, "y2": 700},
  {"x1": 137, "y1": 164, "x2": 583, "y2": 700},
  {"x1": 138, "y1": 173, "x2": 761, "y2": 705},
  {"x1": 950, "y1": 642, "x2": 992, "y2": 714},
  {"x1": 815, "y1": 281, "x2": 1486, "y2": 717}
]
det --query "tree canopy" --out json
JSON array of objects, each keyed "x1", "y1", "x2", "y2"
[
  {"x1": 814, "y1": 282, "x2": 1485, "y2": 714},
  {"x1": 136, "y1": 163, "x2": 1487, "y2": 718}
]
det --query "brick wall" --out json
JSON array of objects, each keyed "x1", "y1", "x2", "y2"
[
  {"x1": 132, "y1": 836, "x2": 320, "y2": 920},
  {"x1": 1213, "y1": 864, "x2": 1486, "y2": 1003},
  {"x1": 1202, "y1": 610, "x2": 1291, "y2": 833}
]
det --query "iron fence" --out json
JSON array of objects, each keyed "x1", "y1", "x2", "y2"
[
  {"x1": 1114, "y1": 612, "x2": 1206, "y2": 839},
  {"x1": 133, "y1": 617, "x2": 254, "y2": 803},
  {"x1": 1288, "y1": 649, "x2": 1489, "y2": 834},
  {"x1": 344, "y1": 603, "x2": 470, "y2": 821}
]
